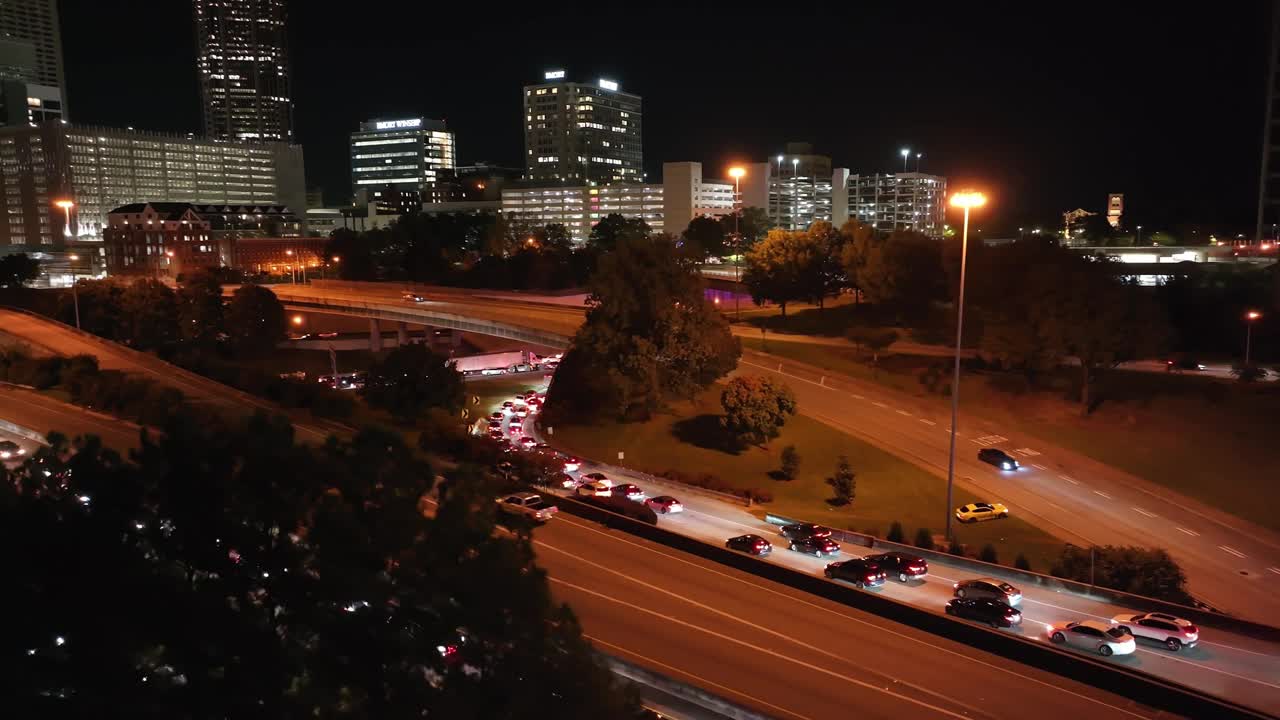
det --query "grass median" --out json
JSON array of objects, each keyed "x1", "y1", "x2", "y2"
[{"x1": 549, "y1": 386, "x2": 1065, "y2": 571}]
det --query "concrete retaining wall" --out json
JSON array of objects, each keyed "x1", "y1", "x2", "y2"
[{"x1": 601, "y1": 652, "x2": 776, "y2": 720}]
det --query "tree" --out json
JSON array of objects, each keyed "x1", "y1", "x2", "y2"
[
  {"x1": 176, "y1": 270, "x2": 227, "y2": 345},
  {"x1": 845, "y1": 326, "x2": 898, "y2": 365},
  {"x1": 913, "y1": 527, "x2": 935, "y2": 550},
  {"x1": 587, "y1": 213, "x2": 650, "y2": 252},
  {"x1": 719, "y1": 207, "x2": 770, "y2": 250},
  {"x1": 979, "y1": 544, "x2": 999, "y2": 563},
  {"x1": 544, "y1": 234, "x2": 739, "y2": 422},
  {"x1": 0, "y1": 252, "x2": 39, "y2": 287},
  {"x1": 719, "y1": 376, "x2": 797, "y2": 447},
  {"x1": 224, "y1": 284, "x2": 286, "y2": 357},
  {"x1": 805, "y1": 221, "x2": 849, "y2": 308},
  {"x1": 681, "y1": 216, "x2": 727, "y2": 260},
  {"x1": 742, "y1": 229, "x2": 819, "y2": 318},
  {"x1": 59, "y1": 279, "x2": 126, "y2": 340},
  {"x1": 779, "y1": 445, "x2": 800, "y2": 481},
  {"x1": 887, "y1": 521, "x2": 905, "y2": 543},
  {"x1": 363, "y1": 343, "x2": 465, "y2": 422},
  {"x1": 826, "y1": 455, "x2": 855, "y2": 506},
  {"x1": 534, "y1": 223, "x2": 574, "y2": 252},
  {"x1": 120, "y1": 278, "x2": 178, "y2": 350},
  {"x1": 1050, "y1": 545, "x2": 1192, "y2": 604},
  {"x1": 855, "y1": 230, "x2": 945, "y2": 314},
  {"x1": 1014, "y1": 553, "x2": 1032, "y2": 571}
]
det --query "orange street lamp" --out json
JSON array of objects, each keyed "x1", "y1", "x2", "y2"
[
  {"x1": 292, "y1": 314, "x2": 304, "y2": 326},
  {"x1": 1246, "y1": 310, "x2": 1263, "y2": 367},
  {"x1": 54, "y1": 199, "x2": 74, "y2": 237},
  {"x1": 727, "y1": 166, "x2": 747, "y2": 320},
  {"x1": 944, "y1": 189, "x2": 988, "y2": 541}
]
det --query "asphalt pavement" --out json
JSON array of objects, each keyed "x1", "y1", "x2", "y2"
[{"x1": 0, "y1": 385, "x2": 142, "y2": 451}]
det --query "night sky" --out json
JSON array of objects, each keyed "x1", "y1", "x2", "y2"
[{"x1": 60, "y1": 1, "x2": 1271, "y2": 235}]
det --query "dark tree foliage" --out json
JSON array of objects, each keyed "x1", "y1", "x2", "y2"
[
  {"x1": 681, "y1": 216, "x2": 727, "y2": 260},
  {"x1": 121, "y1": 279, "x2": 179, "y2": 350},
  {"x1": 176, "y1": 270, "x2": 227, "y2": 345},
  {"x1": 543, "y1": 235, "x2": 739, "y2": 422},
  {"x1": 587, "y1": 213, "x2": 651, "y2": 253},
  {"x1": 0, "y1": 414, "x2": 640, "y2": 717},
  {"x1": 224, "y1": 284, "x2": 287, "y2": 358},
  {"x1": 719, "y1": 375, "x2": 797, "y2": 447},
  {"x1": 718, "y1": 207, "x2": 771, "y2": 250},
  {"x1": 363, "y1": 343, "x2": 465, "y2": 422},
  {"x1": 0, "y1": 252, "x2": 39, "y2": 287},
  {"x1": 57, "y1": 279, "x2": 126, "y2": 340},
  {"x1": 1051, "y1": 545, "x2": 1192, "y2": 605}
]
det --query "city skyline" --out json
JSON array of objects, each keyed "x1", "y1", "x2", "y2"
[{"x1": 56, "y1": 2, "x2": 1273, "y2": 234}]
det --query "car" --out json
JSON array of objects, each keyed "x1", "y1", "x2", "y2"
[
  {"x1": 726, "y1": 534, "x2": 772, "y2": 556},
  {"x1": 487, "y1": 429, "x2": 504, "y2": 440},
  {"x1": 496, "y1": 492, "x2": 557, "y2": 522},
  {"x1": 582, "y1": 472, "x2": 612, "y2": 488},
  {"x1": 612, "y1": 483, "x2": 644, "y2": 501},
  {"x1": 953, "y1": 578, "x2": 1022, "y2": 606},
  {"x1": 824, "y1": 559, "x2": 886, "y2": 588},
  {"x1": 0, "y1": 440, "x2": 26, "y2": 460},
  {"x1": 945, "y1": 597, "x2": 1023, "y2": 628},
  {"x1": 502, "y1": 401, "x2": 515, "y2": 410},
  {"x1": 514, "y1": 393, "x2": 528, "y2": 402},
  {"x1": 954, "y1": 502, "x2": 1009, "y2": 523},
  {"x1": 779, "y1": 523, "x2": 833, "y2": 541},
  {"x1": 978, "y1": 448, "x2": 1020, "y2": 470},
  {"x1": 864, "y1": 552, "x2": 928, "y2": 582},
  {"x1": 553, "y1": 473, "x2": 579, "y2": 490},
  {"x1": 1049, "y1": 620, "x2": 1135, "y2": 657},
  {"x1": 518, "y1": 436, "x2": 538, "y2": 449},
  {"x1": 645, "y1": 495, "x2": 683, "y2": 514},
  {"x1": 514, "y1": 405, "x2": 529, "y2": 418},
  {"x1": 576, "y1": 480, "x2": 612, "y2": 497},
  {"x1": 402, "y1": 292, "x2": 427, "y2": 303},
  {"x1": 487, "y1": 420, "x2": 502, "y2": 430},
  {"x1": 494, "y1": 461, "x2": 516, "y2": 479},
  {"x1": 788, "y1": 535, "x2": 841, "y2": 558},
  {"x1": 508, "y1": 416, "x2": 523, "y2": 429},
  {"x1": 562, "y1": 457, "x2": 581, "y2": 473},
  {"x1": 1110, "y1": 612, "x2": 1199, "y2": 651},
  {"x1": 489, "y1": 412, "x2": 503, "y2": 420},
  {"x1": 526, "y1": 396, "x2": 542, "y2": 407}
]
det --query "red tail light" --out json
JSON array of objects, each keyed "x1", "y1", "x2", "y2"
[
  {"x1": 1184, "y1": 625, "x2": 1198, "y2": 635},
  {"x1": 865, "y1": 575, "x2": 876, "y2": 582}
]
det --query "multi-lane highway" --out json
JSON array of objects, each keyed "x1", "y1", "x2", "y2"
[
  {"x1": 0, "y1": 385, "x2": 142, "y2": 452},
  {"x1": 275, "y1": 283, "x2": 1280, "y2": 622},
  {"x1": 485, "y1": 379, "x2": 1280, "y2": 715}
]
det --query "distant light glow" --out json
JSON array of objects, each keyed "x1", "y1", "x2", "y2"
[
  {"x1": 728, "y1": 166, "x2": 745, "y2": 179},
  {"x1": 544, "y1": 70, "x2": 566, "y2": 80},
  {"x1": 598, "y1": 78, "x2": 619, "y2": 91},
  {"x1": 950, "y1": 191, "x2": 987, "y2": 209},
  {"x1": 374, "y1": 118, "x2": 421, "y2": 130}
]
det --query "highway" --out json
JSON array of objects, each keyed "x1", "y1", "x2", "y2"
[
  {"x1": 489, "y1": 380, "x2": 1280, "y2": 715},
  {"x1": 274, "y1": 283, "x2": 1280, "y2": 622},
  {"x1": 0, "y1": 308, "x2": 338, "y2": 444},
  {"x1": 0, "y1": 385, "x2": 142, "y2": 452}
]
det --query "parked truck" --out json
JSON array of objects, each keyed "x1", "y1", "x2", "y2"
[{"x1": 449, "y1": 349, "x2": 541, "y2": 376}]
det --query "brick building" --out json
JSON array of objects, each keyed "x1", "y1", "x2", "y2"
[{"x1": 103, "y1": 202, "x2": 221, "y2": 277}]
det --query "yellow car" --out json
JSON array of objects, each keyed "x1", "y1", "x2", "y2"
[{"x1": 955, "y1": 502, "x2": 1009, "y2": 523}]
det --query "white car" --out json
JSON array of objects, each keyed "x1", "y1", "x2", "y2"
[
  {"x1": 514, "y1": 406, "x2": 529, "y2": 418},
  {"x1": 0, "y1": 440, "x2": 25, "y2": 460},
  {"x1": 581, "y1": 472, "x2": 612, "y2": 488},
  {"x1": 1049, "y1": 620, "x2": 1136, "y2": 657},
  {"x1": 576, "y1": 481, "x2": 612, "y2": 497},
  {"x1": 1110, "y1": 612, "x2": 1199, "y2": 651},
  {"x1": 562, "y1": 457, "x2": 581, "y2": 473}
]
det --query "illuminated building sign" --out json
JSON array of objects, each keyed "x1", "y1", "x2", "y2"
[
  {"x1": 375, "y1": 118, "x2": 422, "y2": 130},
  {"x1": 544, "y1": 70, "x2": 566, "y2": 80},
  {"x1": 598, "y1": 78, "x2": 618, "y2": 91}
]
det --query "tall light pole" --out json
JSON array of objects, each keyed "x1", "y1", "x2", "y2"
[
  {"x1": 915, "y1": 152, "x2": 923, "y2": 173},
  {"x1": 1136, "y1": 225, "x2": 1143, "y2": 245},
  {"x1": 900, "y1": 147, "x2": 911, "y2": 172},
  {"x1": 55, "y1": 199, "x2": 74, "y2": 237},
  {"x1": 67, "y1": 253, "x2": 81, "y2": 330},
  {"x1": 728, "y1": 166, "x2": 746, "y2": 320},
  {"x1": 944, "y1": 190, "x2": 987, "y2": 541},
  {"x1": 286, "y1": 249, "x2": 296, "y2": 284},
  {"x1": 1246, "y1": 310, "x2": 1263, "y2": 366}
]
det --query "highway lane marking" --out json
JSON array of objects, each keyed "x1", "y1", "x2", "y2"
[
  {"x1": 872, "y1": 401, "x2": 889, "y2": 408},
  {"x1": 1131, "y1": 507, "x2": 1157, "y2": 519},
  {"x1": 1031, "y1": 463, "x2": 1047, "y2": 470},
  {"x1": 584, "y1": 636, "x2": 814, "y2": 720},
  {"x1": 1014, "y1": 448, "x2": 1041, "y2": 457},
  {"x1": 1059, "y1": 474, "x2": 1080, "y2": 485},
  {"x1": 1270, "y1": 567, "x2": 1280, "y2": 576},
  {"x1": 896, "y1": 409, "x2": 912, "y2": 416},
  {"x1": 851, "y1": 393, "x2": 864, "y2": 400},
  {"x1": 1218, "y1": 545, "x2": 1247, "y2": 559},
  {"x1": 543, "y1": 516, "x2": 1157, "y2": 718},
  {"x1": 548, "y1": 577, "x2": 976, "y2": 719},
  {"x1": 1093, "y1": 491, "x2": 1112, "y2": 499},
  {"x1": 919, "y1": 419, "x2": 936, "y2": 426},
  {"x1": 1176, "y1": 527, "x2": 1200, "y2": 537}
]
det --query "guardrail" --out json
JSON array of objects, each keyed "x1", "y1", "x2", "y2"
[
  {"x1": 273, "y1": 293, "x2": 571, "y2": 350},
  {"x1": 762, "y1": 512, "x2": 1280, "y2": 645},
  {"x1": 555, "y1": 496, "x2": 1276, "y2": 720},
  {"x1": 600, "y1": 651, "x2": 775, "y2": 720}
]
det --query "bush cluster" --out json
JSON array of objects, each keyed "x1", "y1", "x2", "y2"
[
  {"x1": 658, "y1": 468, "x2": 772, "y2": 504},
  {"x1": 172, "y1": 352, "x2": 354, "y2": 421},
  {"x1": 0, "y1": 350, "x2": 186, "y2": 427}
]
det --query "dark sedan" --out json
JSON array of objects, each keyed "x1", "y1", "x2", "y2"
[
  {"x1": 945, "y1": 598, "x2": 1023, "y2": 628},
  {"x1": 824, "y1": 559, "x2": 886, "y2": 588},
  {"x1": 978, "y1": 448, "x2": 1020, "y2": 471},
  {"x1": 726, "y1": 534, "x2": 772, "y2": 556},
  {"x1": 864, "y1": 552, "x2": 928, "y2": 582},
  {"x1": 788, "y1": 535, "x2": 841, "y2": 558},
  {"x1": 779, "y1": 523, "x2": 833, "y2": 541}
]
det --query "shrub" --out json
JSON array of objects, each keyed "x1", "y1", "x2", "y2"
[
  {"x1": 914, "y1": 527, "x2": 934, "y2": 550},
  {"x1": 779, "y1": 445, "x2": 800, "y2": 480},
  {"x1": 746, "y1": 488, "x2": 773, "y2": 504},
  {"x1": 978, "y1": 544, "x2": 999, "y2": 563},
  {"x1": 1014, "y1": 553, "x2": 1032, "y2": 571},
  {"x1": 1050, "y1": 544, "x2": 1193, "y2": 605},
  {"x1": 948, "y1": 540, "x2": 966, "y2": 557},
  {"x1": 886, "y1": 521, "x2": 905, "y2": 543}
]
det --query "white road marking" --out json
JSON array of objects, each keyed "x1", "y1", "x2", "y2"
[
  {"x1": 1093, "y1": 490, "x2": 1112, "y2": 499},
  {"x1": 1176, "y1": 527, "x2": 1200, "y2": 537},
  {"x1": 1269, "y1": 567, "x2": 1280, "y2": 576},
  {"x1": 973, "y1": 434, "x2": 1008, "y2": 446},
  {"x1": 872, "y1": 401, "x2": 889, "y2": 408},
  {"x1": 1059, "y1": 474, "x2": 1079, "y2": 485},
  {"x1": 851, "y1": 393, "x2": 864, "y2": 400},
  {"x1": 1014, "y1": 448, "x2": 1041, "y2": 457},
  {"x1": 896, "y1": 409, "x2": 912, "y2": 416},
  {"x1": 1131, "y1": 507, "x2": 1157, "y2": 518},
  {"x1": 1031, "y1": 463, "x2": 1047, "y2": 470},
  {"x1": 1219, "y1": 545, "x2": 1247, "y2": 559},
  {"x1": 919, "y1": 419, "x2": 936, "y2": 426}
]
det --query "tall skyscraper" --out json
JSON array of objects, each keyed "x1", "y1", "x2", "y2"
[
  {"x1": 349, "y1": 117, "x2": 456, "y2": 205},
  {"x1": 0, "y1": 0, "x2": 67, "y2": 123},
  {"x1": 523, "y1": 70, "x2": 642, "y2": 185},
  {"x1": 193, "y1": 0, "x2": 293, "y2": 142}
]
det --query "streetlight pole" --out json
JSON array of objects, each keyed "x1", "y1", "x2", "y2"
[
  {"x1": 944, "y1": 190, "x2": 987, "y2": 541},
  {"x1": 1246, "y1": 310, "x2": 1262, "y2": 366},
  {"x1": 1136, "y1": 225, "x2": 1143, "y2": 245},
  {"x1": 900, "y1": 148, "x2": 910, "y2": 172},
  {"x1": 728, "y1": 166, "x2": 746, "y2": 321},
  {"x1": 67, "y1": 253, "x2": 81, "y2": 330},
  {"x1": 915, "y1": 152, "x2": 923, "y2": 173}
]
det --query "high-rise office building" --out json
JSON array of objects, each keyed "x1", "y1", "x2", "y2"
[
  {"x1": 193, "y1": 0, "x2": 292, "y2": 142},
  {"x1": 524, "y1": 70, "x2": 642, "y2": 185},
  {"x1": 838, "y1": 172, "x2": 948, "y2": 237},
  {"x1": 349, "y1": 117, "x2": 456, "y2": 204},
  {"x1": 0, "y1": 0, "x2": 67, "y2": 124}
]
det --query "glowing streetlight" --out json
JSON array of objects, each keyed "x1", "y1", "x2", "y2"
[
  {"x1": 332, "y1": 256, "x2": 341, "y2": 263},
  {"x1": 944, "y1": 189, "x2": 988, "y2": 540},
  {"x1": 292, "y1": 314, "x2": 304, "y2": 326},
  {"x1": 728, "y1": 166, "x2": 747, "y2": 320},
  {"x1": 900, "y1": 148, "x2": 911, "y2": 172},
  {"x1": 915, "y1": 152, "x2": 923, "y2": 173},
  {"x1": 1245, "y1": 310, "x2": 1263, "y2": 367},
  {"x1": 55, "y1": 199, "x2": 74, "y2": 237}
]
